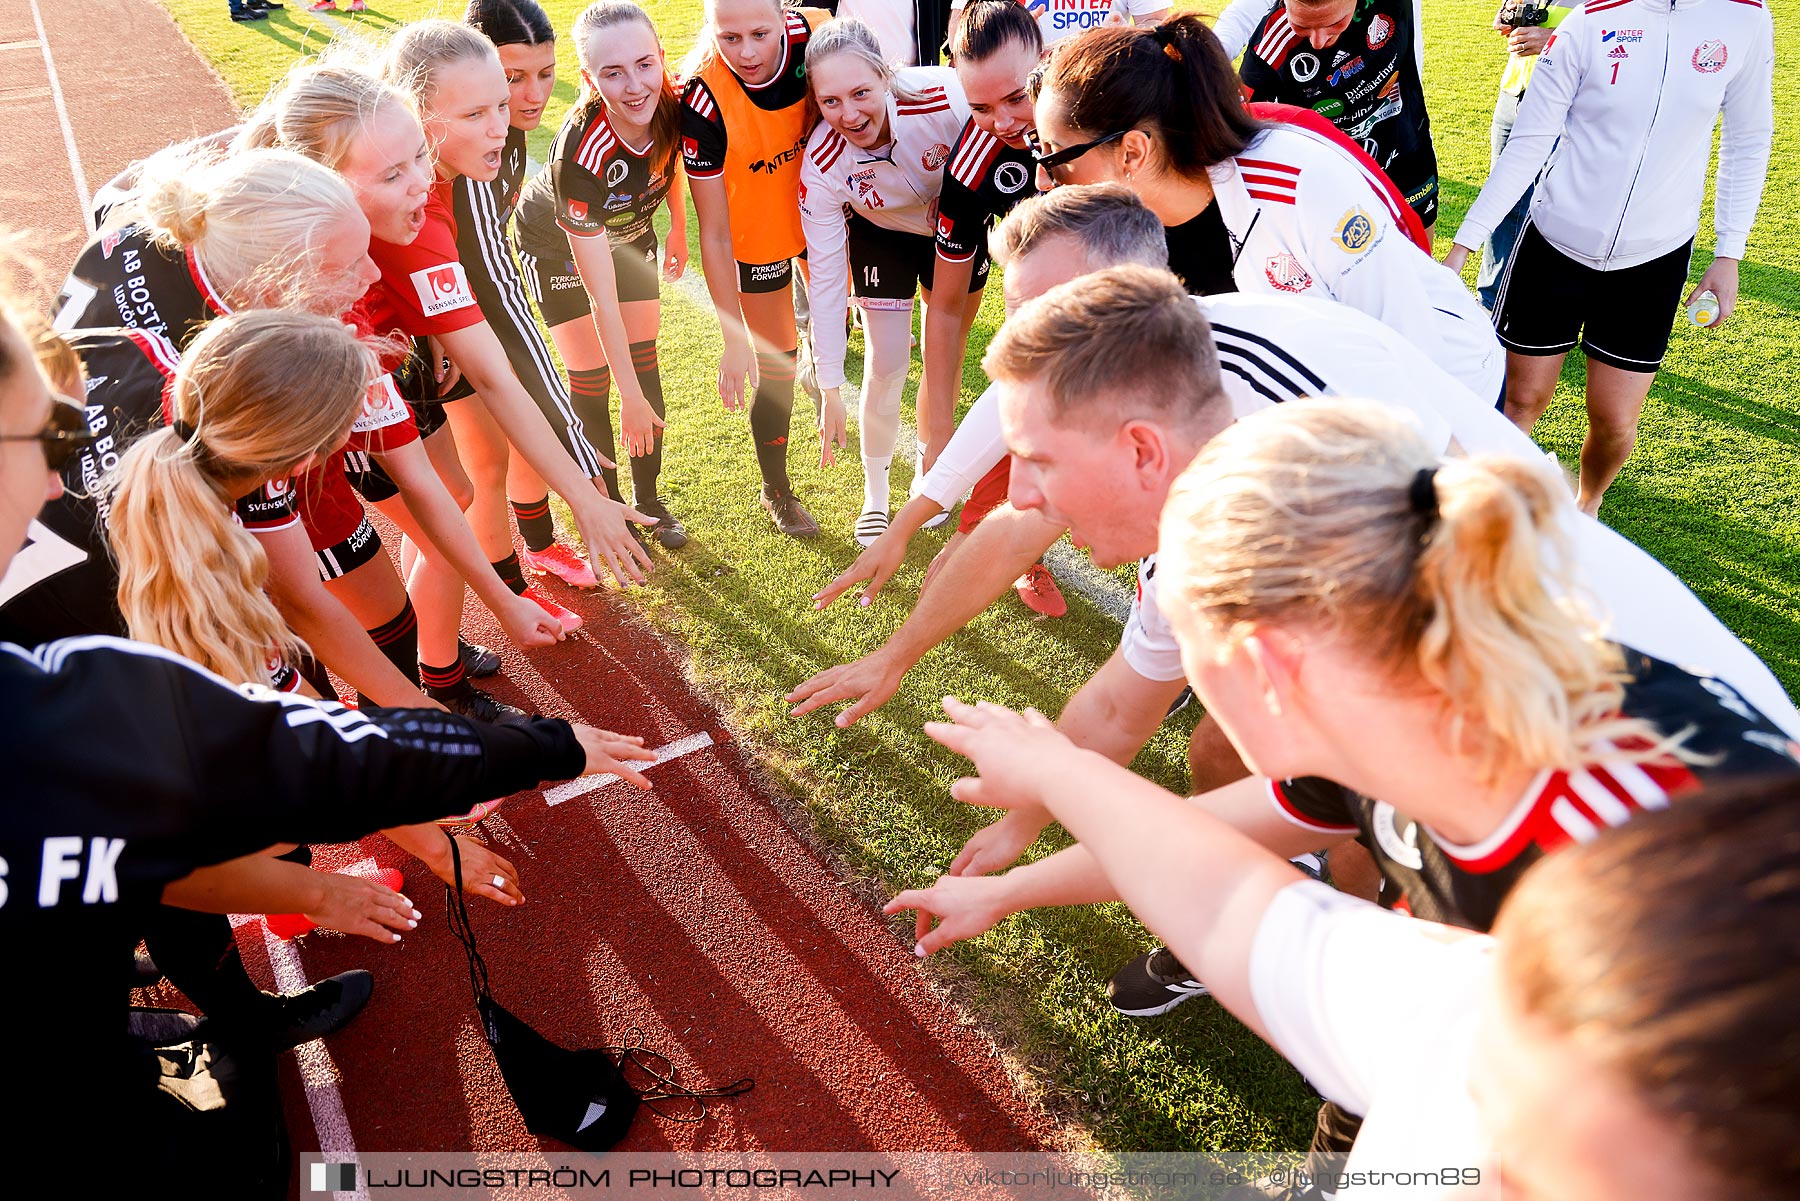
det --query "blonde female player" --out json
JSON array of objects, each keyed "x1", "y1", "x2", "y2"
[
  {"x1": 512, "y1": 0, "x2": 690, "y2": 549},
  {"x1": 798, "y1": 19, "x2": 970, "y2": 545},
  {"x1": 48, "y1": 144, "x2": 479, "y2": 712},
  {"x1": 892, "y1": 396, "x2": 1800, "y2": 1173},
  {"x1": 681, "y1": 0, "x2": 835, "y2": 537}
]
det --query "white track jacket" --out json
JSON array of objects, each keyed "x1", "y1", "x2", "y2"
[{"x1": 1455, "y1": 0, "x2": 1774, "y2": 269}]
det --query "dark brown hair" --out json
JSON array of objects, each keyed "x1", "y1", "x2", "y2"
[
  {"x1": 1496, "y1": 776, "x2": 1800, "y2": 1198},
  {"x1": 1034, "y1": 15, "x2": 1261, "y2": 179},
  {"x1": 465, "y1": 0, "x2": 554, "y2": 45},
  {"x1": 982, "y1": 263, "x2": 1228, "y2": 434},
  {"x1": 950, "y1": 0, "x2": 1043, "y2": 63},
  {"x1": 573, "y1": 1, "x2": 682, "y2": 183}
]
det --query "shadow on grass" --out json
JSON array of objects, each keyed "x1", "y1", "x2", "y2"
[
  {"x1": 1654, "y1": 367, "x2": 1800, "y2": 451},
  {"x1": 1602, "y1": 472, "x2": 1800, "y2": 695}
]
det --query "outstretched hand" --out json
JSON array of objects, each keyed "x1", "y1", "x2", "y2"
[
  {"x1": 923, "y1": 696, "x2": 1073, "y2": 811},
  {"x1": 306, "y1": 870, "x2": 421, "y2": 943},
  {"x1": 883, "y1": 871, "x2": 1015, "y2": 956},
  {"x1": 813, "y1": 532, "x2": 908, "y2": 610},
  {"x1": 786, "y1": 651, "x2": 906, "y2": 726},
  {"x1": 572, "y1": 723, "x2": 658, "y2": 788},
  {"x1": 434, "y1": 835, "x2": 526, "y2": 907}
]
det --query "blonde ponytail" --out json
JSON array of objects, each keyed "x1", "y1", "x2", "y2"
[
  {"x1": 130, "y1": 146, "x2": 364, "y2": 315},
  {"x1": 1160, "y1": 398, "x2": 1676, "y2": 782},
  {"x1": 104, "y1": 311, "x2": 379, "y2": 686}
]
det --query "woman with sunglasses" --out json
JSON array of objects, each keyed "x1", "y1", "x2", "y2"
[
  {"x1": 1029, "y1": 17, "x2": 1504, "y2": 403},
  {"x1": 680, "y1": 0, "x2": 833, "y2": 537},
  {"x1": 799, "y1": 19, "x2": 970, "y2": 545}
]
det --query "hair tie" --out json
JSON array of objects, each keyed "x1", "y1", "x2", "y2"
[
  {"x1": 172, "y1": 418, "x2": 199, "y2": 445},
  {"x1": 1153, "y1": 24, "x2": 1182, "y2": 57},
  {"x1": 1408, "y1": 466, "x2": 1439, "y2": 522}
]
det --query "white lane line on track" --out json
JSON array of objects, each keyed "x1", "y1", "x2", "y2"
[
  {"x1": 247, "y1": 854, "x2": 374, "y2": 1201},
  {"x1": 27, "y1": 0, "x2": 92, "y2": 233},
  {"x1": 544, "y1": 730, "x2": 716, "y2": 805}
]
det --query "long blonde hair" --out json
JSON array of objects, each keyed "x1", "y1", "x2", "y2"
[
  {"x1": 104, "y1": 311, "x2": 378, "y2": 686},
  {"x1": 1160, "y1": 398, "x2": 1679, "y2": 782},
  {"x1": 129, "y1": 146, "x2": 364, "y2": 316},
  {"x1": 238, "y1": 62, "x2": 416, "y2": 173}
]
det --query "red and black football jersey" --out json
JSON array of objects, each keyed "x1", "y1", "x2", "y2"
[
  {"x1": 1271, "y1": 647, "x2": 1800, "y2": 931},
  {"x1": 1238, "y1": 0, "x2": 1439, "y2": 223},
  {"x1": 516, "y1": 101, "x2": 677, "y2": 257},
  {"x1": 0, "y1": 329, "x2": 292, "y2": 648},
  {"x1": 51, "y1": 225, "x2": 228, "y2": 349},
  {"x1": 933, "y1": 117, "x2": 1037, "y2": 264}
]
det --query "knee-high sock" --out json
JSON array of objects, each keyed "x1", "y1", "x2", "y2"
[
  {"x1": 354, "y1": 600, "x2": 418, "y2": 708},
  {"x1": 510, "y1": 495, "x2": 556, "y2": 553},
  {"x1": 749, "y1": 348, "x2": 797, "y2": 492},
  {"x1": 569, "y1": 365, "x2": 621, "y2": 503},
  {"x1": 858, "y1": 307, "x2": 912, "y2": 513},
  {"x1": 628, "y1": 340, "x2": 665, "y2": 503}
]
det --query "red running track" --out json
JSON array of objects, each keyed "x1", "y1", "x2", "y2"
[{"x1": 19, "y1": 0, "x2": 1058, "y2": 1164}]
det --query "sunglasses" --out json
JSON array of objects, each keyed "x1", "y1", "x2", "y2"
[
  {"x1": 1024, "y1": 126, "x2": 1127, "y2": 173},
  {"x1": 0, "y1": 394, "x2": 93, "y2": 472}
]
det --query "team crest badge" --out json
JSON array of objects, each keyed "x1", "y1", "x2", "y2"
[
  {"x1": 1333, "y1": 207, "x2": 1376, "y2": 254},
  {"x1": 605, "y1": 159, "x2": 630, "y2": 187},
  {"x1": 1264, "y1": 252, "x2": 1312, "y2": 293},
  {"x1": 921, "y1": 143, "x2": 952, "y2": 172},
  {"x1": 1290, "y1": 51, "x2": 1321, "y2": 82},
  {"x1": 567, "y1": 199, "x2": 589, "y2": 222},
  {"x1": 1366, "y1": 13, "x2": 1392, "y2": 49},
  {"x1": 1691, "y1": 40, "x2": 1727, "y2": 73},
  {"x1": 993, "y1": 160, "x2": 1031, "y2": 194}
]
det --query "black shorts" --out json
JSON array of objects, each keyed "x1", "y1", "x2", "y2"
[
  {"x1": 1403, "y1": 175, "x2": 1439, "y2": 230},
  {"x1": 315, "y1": 515, "x2": 384, "y2": 582},
  {"x1": 847, "y1": 212, "x2": 988, "y2": 307},
  {"x1": 343, "y1": 445, "x2": 400, "y2": 505},
  {"x1": 737, "y1": 257, "x2": 795, "y2": 295},
  {"x1": 394, "y1": 338, "x2": 462, "y2": 430},
  {"x1": 521, "y1": 232, "x2": 661, "y2": 326},
  {"x1": 1493, "y1": 221, "x2": 1694, "y2": 372}
]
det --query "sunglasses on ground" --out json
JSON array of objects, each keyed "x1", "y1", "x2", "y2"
[
  {"x1": 1, "y1": 395, "x2": 93, "y2": 471},
  {"x1": 1024, "y1": 127, "x2": 1128, "y2": 173}
]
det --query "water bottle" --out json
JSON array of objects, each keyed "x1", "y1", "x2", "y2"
[{"x1": 1687, "y1": 289, "x2": 1720, "y2": 328}]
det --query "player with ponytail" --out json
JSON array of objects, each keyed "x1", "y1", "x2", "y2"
[
  {"x1": 513, "y1": 0, "x2": 691, "y2": 551},
  {"x1": 1031, "y1": 18, "x2": 1503, "y2": 400}
]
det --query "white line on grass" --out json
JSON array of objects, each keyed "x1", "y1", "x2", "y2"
[
  {"x1": 544, "y1": 730, "x2": 716, "y2": 805},
  {"x1": 28, "y1": 0, "x2": 92, "y2": 233}
]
